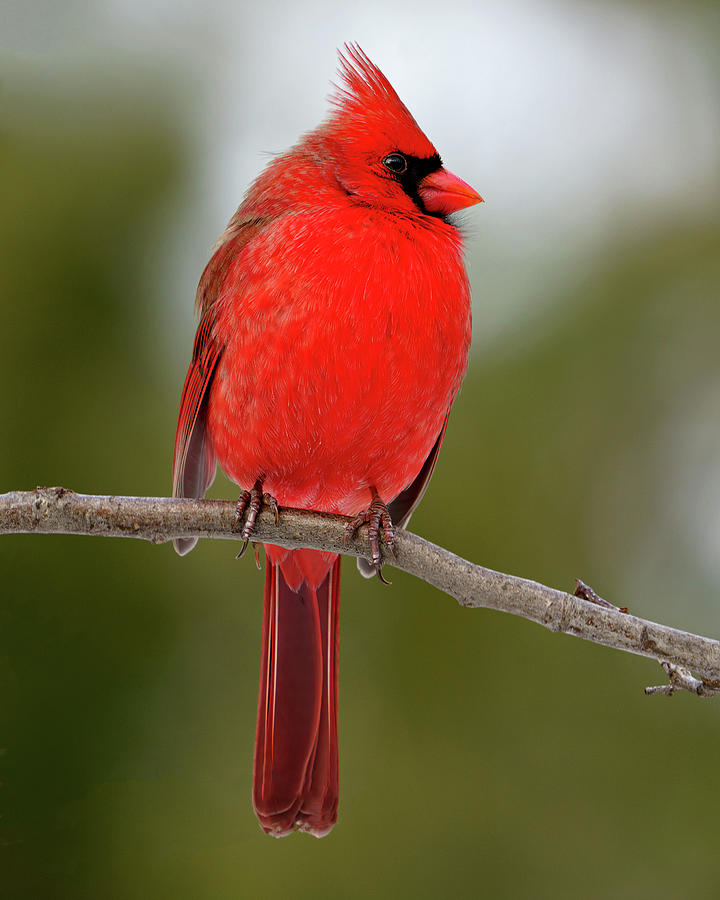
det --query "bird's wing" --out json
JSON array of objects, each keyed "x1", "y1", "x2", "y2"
[
  {"x1": 172, "y1": 217, "x2": 273, "y2": 555},
  {"x1": 356, "y1": 413, "x2": 450, "y2": 578},
  {"x1": 172, "y1": 308, "x2": 222, "y2": 555}
]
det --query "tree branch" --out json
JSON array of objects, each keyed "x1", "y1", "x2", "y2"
[{"x1": 2, "y1": 486, "x2": 719, "y2": 695}]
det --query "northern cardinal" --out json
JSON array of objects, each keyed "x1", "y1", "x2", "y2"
[{"x1": 172, "y1": 45, "x2": 481, "y2": 837}]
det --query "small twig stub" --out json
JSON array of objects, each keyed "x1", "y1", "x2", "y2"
[
  {"x1": 574, "y1": 578, "x2": 628, "y2": 614},
  {"x1": 645, "y1": 662, "x2": 720, "y2": 698}
]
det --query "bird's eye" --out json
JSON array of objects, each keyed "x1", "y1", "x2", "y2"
[{"x1": 382, "y1": 153, "x2": 407, "y2": 174}]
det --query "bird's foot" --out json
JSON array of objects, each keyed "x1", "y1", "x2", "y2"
[
  {"x1": 233, "y1": 478, "x2": 279, "y2": 558},
  {"x1": 345, "y1": 490, "x2": 395, "y2": 584}
]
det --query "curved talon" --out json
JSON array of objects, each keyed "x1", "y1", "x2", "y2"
[
  {"x1": 376, "y1": 568, "x2": 392, "y2": 586},
  {"x1": 346, "y1": 491, "x2": 395, "y2": 581},
  {"x1": 236, "y1": 538, "x2": 250, "y2": 559}
]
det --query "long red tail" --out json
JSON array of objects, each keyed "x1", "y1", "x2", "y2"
[{"x1": 253, "y1": 549, "x2": 340, "y2": 837}]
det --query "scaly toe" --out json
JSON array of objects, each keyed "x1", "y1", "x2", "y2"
[
  {"x1": 233, "y1": 490, "x2": 251, "y2": 531},
  {"x1": 263, "y1": 493, "x2": 280, "y2": 525},
  {"x1": 348, "y1": 491, "x2": 395, "y2": 580},
  {"x1": 344, "y1": 510, "x2": 369, "y2": 544},
  {"x1": 233, "y1": 480, "x2": 280, "y2": 547}
]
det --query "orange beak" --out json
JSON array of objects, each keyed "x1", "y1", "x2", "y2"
[{"x1": 418, "y1": 167, "x2": 483, "y2": 216}]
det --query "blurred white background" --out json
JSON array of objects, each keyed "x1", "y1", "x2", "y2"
[{"x1": 4, "y1": 0, "x2": 718, "y2": 340}]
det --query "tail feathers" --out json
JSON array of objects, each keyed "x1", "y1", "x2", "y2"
[{"x1": 253, "y1": 553, "x2": 340, "y2": 837}]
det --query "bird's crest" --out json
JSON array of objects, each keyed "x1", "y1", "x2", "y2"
[
  {"x1": 331, "y1": 44, "x2": 406, "y2": 117},
  {"x1": 328, "y1": 43, "x2": 435, "y2": 159}
]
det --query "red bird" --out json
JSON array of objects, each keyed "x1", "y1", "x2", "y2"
[{"x1": 172, "y1": 45, "x2": 482, "y2": 838}]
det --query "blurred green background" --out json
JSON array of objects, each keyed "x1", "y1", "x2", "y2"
[{"x1": 2, "y1": 1, "x2": 720, "y2": 898}]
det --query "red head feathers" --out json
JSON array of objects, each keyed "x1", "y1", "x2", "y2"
[
  {"x1": 236, "y1": 44, "x2": 482, "y2": 223},
  {"x1": 321, "y1": 44, "x2": 482, "y2": 217},
  {"x1": 329, "y1": 44, "x2": 433, "y2": 157}
]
